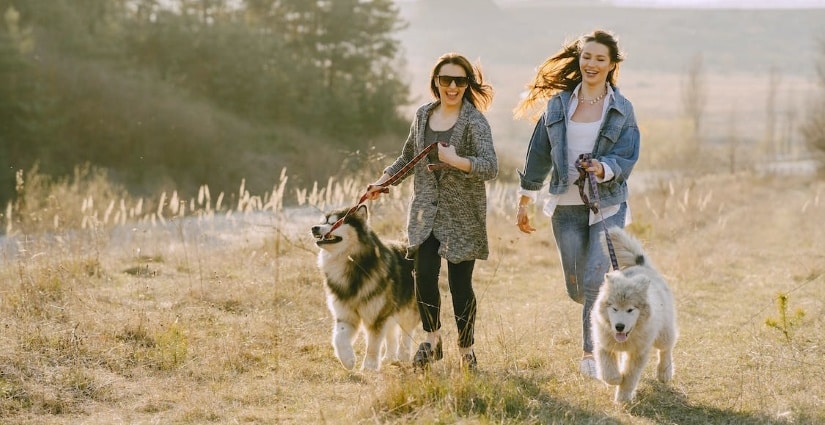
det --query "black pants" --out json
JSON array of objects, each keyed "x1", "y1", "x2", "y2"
[{"x1": 414, "y1": 234, "x2": 476, "y2": 348}]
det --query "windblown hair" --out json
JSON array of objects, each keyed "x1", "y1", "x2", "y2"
[
  {"x1": 513, "y1": 29, "x2": 624, "y2": 120},
  {"x1": 429, "y1": 52, "x2": 494, "y2": 112}
]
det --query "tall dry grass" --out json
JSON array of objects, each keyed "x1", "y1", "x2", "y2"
[{"x1": 0, "y1": 145, "x2": 823, "y2": 424}]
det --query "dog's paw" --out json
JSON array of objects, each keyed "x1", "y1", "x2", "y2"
[
  {"x1": 599, "y1": 364, "x2": 622, "y2": 385},
  {"x1": 333, "y1": 335, "x2": 357, "y2": 370},
  {"x1": 385, "y1": 348, "x2": 412, "y2": 363},
  {"x1": 614, "y1": 387, "x2": 636, "y2": 404},
  {"x1": 395, "y1": 350, "x2": 413, "y2": 362},
  {"x1": 339, "y1": 358, "x2": 356, "y2": 370},
  {"x1": 336, "y1": 353, "x2": 357, "y2": 370},
  {"x1": 362, "y1": 357, "x2": 380, "y2": 371},
  {"x1": 657, "y1": 363, "x2": 673, "y2": 383},
  {"x1": 602, "y1": 373, "x2": 622, "y2": 386}
]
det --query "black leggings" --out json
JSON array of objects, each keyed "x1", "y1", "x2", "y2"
[{"x1": 414, "y1": 234, "x2": 477, "y2": 348}]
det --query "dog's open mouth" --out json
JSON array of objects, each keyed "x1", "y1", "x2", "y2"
[
  {"x1": 614, "y1": 331, "x2": 629, "y2": 342},
  {"x1": 314, "y1": 234, "x2": 342, "y2": 245}
]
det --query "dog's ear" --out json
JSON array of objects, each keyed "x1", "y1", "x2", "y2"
[
  {"x1": 631, "y1": 275, "x2": 650, "y2": 291},
  {"x1": 354, "y1": 204, "x2": 369, "y2": 220},
  {"x1": 604, "y1": 271, "x2": 621, "y2": 286}
]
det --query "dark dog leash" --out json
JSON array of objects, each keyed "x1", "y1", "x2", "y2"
[
  {"x1": 574, "y1": 153, "x2": 619, "y2": 271},
  {"x1": 323, "y1": 142, "x2": 448, "y2": 239}
]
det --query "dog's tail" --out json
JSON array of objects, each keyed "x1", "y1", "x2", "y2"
[{"x1": 605, "y1": 226, "x2": 648, "y2": 269}]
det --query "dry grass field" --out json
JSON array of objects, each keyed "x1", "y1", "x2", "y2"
[
  {"x1": 3, "y1": 5, "x2": 824, "y2": 419},
  {"x1": 2, "y1": 2, "x2": 824, "y2": 423},
  {"x1": 1, "y1": 151, "x2": 823, "y2": 424}
]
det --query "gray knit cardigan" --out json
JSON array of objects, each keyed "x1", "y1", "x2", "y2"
[{"x1": 384, "y1": 99, "x2": 498, "y2": 263}]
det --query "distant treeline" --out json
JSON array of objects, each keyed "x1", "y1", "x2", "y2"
[{"x1": 0, "y1": 0, "x2": 411, "y2": 203}]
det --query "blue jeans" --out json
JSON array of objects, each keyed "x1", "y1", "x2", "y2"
[{"x1": 551, "y1": 203, "x2": 627, "y2": 353}]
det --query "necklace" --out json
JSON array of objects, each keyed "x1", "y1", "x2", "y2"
[{"x1": 579, "y1": 87, "x2": 607, "y2": 105}]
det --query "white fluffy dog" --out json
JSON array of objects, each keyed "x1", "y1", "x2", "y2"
[{"x1": 591, "y1": 227, "x2": 678, "y2": 403}]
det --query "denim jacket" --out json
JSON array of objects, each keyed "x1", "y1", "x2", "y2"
[{"x1": 518, "y1": 86, "x2": 640, "y2": 209}]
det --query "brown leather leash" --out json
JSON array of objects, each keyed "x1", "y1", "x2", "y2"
[
  {"x1": 322, "y1": 142, "x2": 448, "y2": 239},
  {"x1": 574, "y1": 153, "x2": 620, "y2": 271}
]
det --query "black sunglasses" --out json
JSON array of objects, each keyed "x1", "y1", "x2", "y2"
[{"x1": 435, "y1": 75, "x2": 470, "y2": 88}]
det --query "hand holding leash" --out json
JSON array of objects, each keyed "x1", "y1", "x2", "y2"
[
  {"x1": 437, "y1": 142, "x2": 457, "y2": 162},
  {"x1": 576, "y1": 155, "x2": 604, "y2": 179},
  {"x1": 365, "y1": 183, "x2": 390, "y2": 201},
  {"x1": 575, "y1": 153, "x2": 619, "y2": 271},
  {"x1": 324, "y1": 142, "x2": 442, "y2": 239},
  {"x1": 426, "y1": 142, "x2": 454, "y2": 171}
]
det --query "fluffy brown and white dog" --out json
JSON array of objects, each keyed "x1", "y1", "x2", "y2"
[
  {"x1": 310, "y1": 205, "x2": 419, "y2": 371},
  {"x1": 591, "y1": 227, "x2": 678, "y2": 403}
]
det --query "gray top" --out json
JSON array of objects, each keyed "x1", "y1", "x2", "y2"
[
  {"x1": 385, "y1": 99, "x2": 498, "y2": 262},
  {"x1": 424, "y1": 122, "x2": 454, "y2": 179}
]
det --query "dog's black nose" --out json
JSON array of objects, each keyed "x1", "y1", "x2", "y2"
[
  {"x1": 615, "y1": 323, "x2": 625, "y2": 332},
  {"x1": 311, "y1": 225, "x2": 321, "y2": 235}
]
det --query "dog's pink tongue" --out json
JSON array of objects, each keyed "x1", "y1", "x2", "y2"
[{"x1": 615, "y1": 332, "x2": 628, "y2": 342}]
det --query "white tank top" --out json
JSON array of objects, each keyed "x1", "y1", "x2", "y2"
[{"x1": 559, "y1": 119, "x2": 601, "y2": 205}]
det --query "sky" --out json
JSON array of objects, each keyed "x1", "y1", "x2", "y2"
[
  {"x1": 608, "y1": 0, "x2": 825, "y2": 7},
  {"x1": 486, "y1": 0, "x2": 825, "y2": 8}
]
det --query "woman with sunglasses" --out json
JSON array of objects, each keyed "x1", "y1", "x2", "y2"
[
  {"x1": 366, "y1": 53, "x2": 497, "y2": 371},
  {"x1": 513, "y1": 29, "x2": 641, "y2": 378}
]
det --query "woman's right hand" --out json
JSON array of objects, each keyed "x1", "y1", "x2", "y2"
[
  {"x1": 365, "y1": 174, "x2": 392, "y2": 200},
  {"x1": 516, "y1": 205, "x2": 536, "y2": 234},
  {"x1": 365, "y1": 184, "x2": 383, "y2": 201}
]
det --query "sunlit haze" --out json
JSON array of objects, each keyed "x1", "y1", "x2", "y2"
[
  {"x1": 608, "y1": 0, "x2": 825, "y2": 8},
  {"x1": 482, "y1": 0, "x2": 825, "y2": 8}
]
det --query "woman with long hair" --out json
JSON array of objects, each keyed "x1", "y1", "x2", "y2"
[
  {"x1": 367, "y1": 53, "x2": 498, "y2": 371},
  {"x1": 514, "y1": 30, "x2": 641, "y2": 378}
]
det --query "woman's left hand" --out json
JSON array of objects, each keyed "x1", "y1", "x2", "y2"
[
  {"x1": 437, "y1": 143, "x2": 458, "y2": 165},
  {"x1": 437, "y1": 143, "x2": 472, "y2": 172},
  {"x1": 580, "y1": 158, "x2": 605, "y2": 179}
]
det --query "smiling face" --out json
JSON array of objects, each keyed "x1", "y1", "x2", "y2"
[
  {"x1": 579, "y1": 41, "x2": 615, "y2": 88},
  {"x1": 433, "y1": 63, "x2": 468, "y2": 108}
]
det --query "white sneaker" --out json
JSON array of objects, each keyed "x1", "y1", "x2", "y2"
[{"x1": 580, "y1": 357, "x2": 598, "y2": 379}]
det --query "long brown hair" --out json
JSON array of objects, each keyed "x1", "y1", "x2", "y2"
[
  {"x1": 429, "y1": 53, "x2": 494, "y2": 112},
  {"x1": 513, "y1": 30, "x2": 624, "y2": 120}
]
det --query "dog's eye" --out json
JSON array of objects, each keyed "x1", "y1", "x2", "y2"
[{"x1": 626, "y1": 308, "x2": 634, "y2": 313}]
